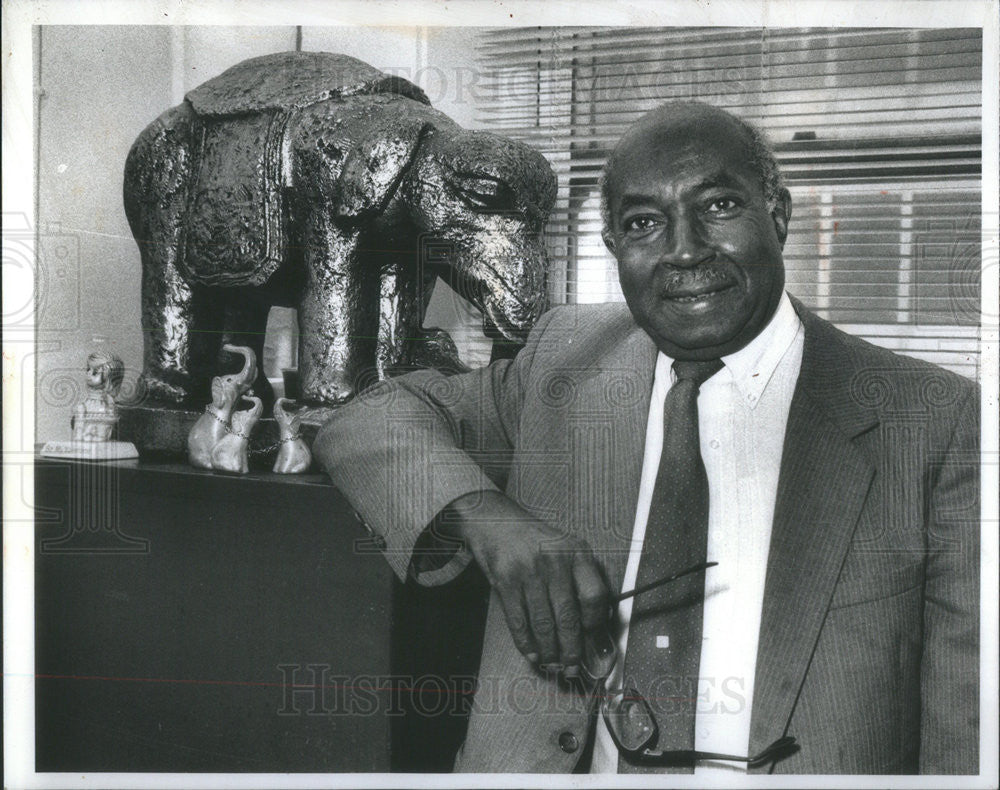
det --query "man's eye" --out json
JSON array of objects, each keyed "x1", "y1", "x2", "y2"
[
  {"x1": 623, "y1": 216, "x2": 659, "y2": 233},
  {"x1": 706, "y1": 198, "x2": 738, "y2": 214}
]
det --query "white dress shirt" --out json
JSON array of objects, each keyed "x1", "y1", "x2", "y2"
[{"x1": 591, "y1": 292, "x2": 805, "y2": 776}]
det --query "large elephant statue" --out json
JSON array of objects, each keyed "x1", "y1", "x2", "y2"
[{"x1": 123, "y1": 51, "x2": 556, "y2": 406}]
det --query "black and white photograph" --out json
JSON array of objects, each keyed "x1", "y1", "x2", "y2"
[{"x1": 3, "y1": 1, "x2": 998, "y2": 788}]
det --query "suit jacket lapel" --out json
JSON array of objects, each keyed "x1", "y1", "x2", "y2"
[
  {"x1": 567, "y1": 314, "x2": 656, "y2": 590},
  {"x1": 748, "y1": 302, "x2": 879, "y2": 761}
]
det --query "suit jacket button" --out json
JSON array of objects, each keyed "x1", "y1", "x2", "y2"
[
  {"x1": 558, "y1": 731, "x2": 579, "y2": 753},
  {"x1": 373, "y1": 534, "x2": 387, "y2": 550}
]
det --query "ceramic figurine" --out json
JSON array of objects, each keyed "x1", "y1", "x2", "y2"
[
  {"x1": 210, "y1": 395, "x2": 263, "y2": 474},
  {"x1": 71, "y1": 351, "x2": 124, "y2": 441},
  {"x1": 40, "y1": 350, "x2": 138, "y2": 460},
  {"x1": 187, "y1": 345, "x2": 257, "y2": 469},
  {"x1": 272, "y1": 397, "x2": 311, "y2": 474}
]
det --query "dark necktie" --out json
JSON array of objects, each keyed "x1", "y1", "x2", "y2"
[{"x1": 618, "y1": 358, "x2": 723, "y2": 774}]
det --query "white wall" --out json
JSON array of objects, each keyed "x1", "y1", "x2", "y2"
[
  {"x1": 37, "y1": 26, "x2": 182, "y2": 442},
  {"x1": 34, "y1": 25, "x2": 485, "y2": 441}
]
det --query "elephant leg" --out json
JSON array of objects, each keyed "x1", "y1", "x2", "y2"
[
  {"x1": 138, "y1": 253, "x2": 197, "y2": 403},
  {"x1": 185, "y1": 287, "x2": 225, "y2": 403},
  {"x1": 376, "y1": 262, "x2": 420, "y2": 377},
  {"x1": 219, "y1": 292, "x2": 274, "y2": 407},
  {"x1": 126, "y1": 102, "x2": 204, "y2": 404},
  {"x1": 142, "y1": 273, "x2": 226, "y2": 405},
  {"x1": 297, "y1": 229, "x2": 378, "y2": 405},
  {"x1": 387, "y1": 265, "x2": 468, "y2": 375}
]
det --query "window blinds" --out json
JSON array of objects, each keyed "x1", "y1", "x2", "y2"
[{"x1": 475, "y1": 27, "x2": 982, "y2": 378}]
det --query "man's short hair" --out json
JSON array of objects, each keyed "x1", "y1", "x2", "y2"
[{"x1": 599, "y1": 102, "x2": 786, "y2": 234}]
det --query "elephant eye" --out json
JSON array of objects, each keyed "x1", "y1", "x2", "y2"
[{"x1": 450, "y1": 175, "x2": 515, "y2": 213}]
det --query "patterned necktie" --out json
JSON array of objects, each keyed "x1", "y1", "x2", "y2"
[{"x1": 618, "y1": 358, "x2": 723, "y2": 774}]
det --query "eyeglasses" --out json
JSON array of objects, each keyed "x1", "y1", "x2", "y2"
[
  {"x1": 603, "y1": 688, "x2": 797, "y2": 767},
  {"x1": 581, "y1": 561, "x2": 798, "y2": 769}
]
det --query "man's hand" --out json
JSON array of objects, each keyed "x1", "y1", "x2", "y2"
[{"x1": 440, "y1": 490, "x2": 610, "y2": 676}]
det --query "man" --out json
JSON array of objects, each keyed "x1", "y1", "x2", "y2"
[{"x1": 315, "y1": 102, "x2": 979, "y2": 775}]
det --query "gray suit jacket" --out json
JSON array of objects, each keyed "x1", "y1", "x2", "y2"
[{"x1": 315, "y1": 297, "x2": 980, "y2": 774}]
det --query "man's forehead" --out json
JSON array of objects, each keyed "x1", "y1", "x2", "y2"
[
  {"x1": 615, "y1": 167, "x2": 747, "y2": 201},
  {"x1": 619, "y1": 112, "x2": 747, "y2": 163},
  {"x1": 607, "y1": 130, "x2": 755, "y2": 197}
]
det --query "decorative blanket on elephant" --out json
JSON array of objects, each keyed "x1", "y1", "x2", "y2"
[
  {"x1": 180, "y1": 52, "x2": 431, "y2": 286},
  {"x1": 183, "y1": 110, "x2": 287, "y2": 286}
]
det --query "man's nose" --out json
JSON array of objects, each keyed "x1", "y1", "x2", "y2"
[{"x1": 660, "y1": 214, "x2": 711, "y2": 268}]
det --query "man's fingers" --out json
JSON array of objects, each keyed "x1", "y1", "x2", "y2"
[
  {"x1": 462, "y1": 500, "x2": 605, "y2": 674},
  {"x1": 522, "y1": 579, "x2": 559, "y2": 666},
  {"x1": 548, "y1": 574, "x2": 583, "y2": 673},
  {"x1": 573, "y1": 556, "x2": 610, "y2": 632},
  {"x1": 497, "y1": 587, "x2": 540, "y2": 663}
]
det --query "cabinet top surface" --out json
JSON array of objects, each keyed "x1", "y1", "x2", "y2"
[{"x1": 34, "y1": 452, "x2": 334, "y2": 489}]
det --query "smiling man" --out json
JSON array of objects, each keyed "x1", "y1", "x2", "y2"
[
  {"x1": 316, "y1": 102, "x2": 979, "y2": 775},
  {"x1": 603, "y1": 105, "x2": 789, "y2": 362}
]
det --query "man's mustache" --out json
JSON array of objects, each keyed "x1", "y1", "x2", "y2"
[{"x1": 659, "y1": 264, "x2": 737, "y2": 296}]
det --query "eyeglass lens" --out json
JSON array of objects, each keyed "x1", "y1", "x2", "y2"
[
  {"x1": 582, "y1": 627, "x2": 617, "y2": 684},
  {"x1": 605, "y1": 690, "x2": 657, "y2": 752}
]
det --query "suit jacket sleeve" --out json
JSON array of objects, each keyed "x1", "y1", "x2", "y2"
[
  {"x1": 920, "y1": 383, "x2": 980, "y2": 773},
  {"x1": 313, "y1": 310, "x2": 557, "y2": 587}
]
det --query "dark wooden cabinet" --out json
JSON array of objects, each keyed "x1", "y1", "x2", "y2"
[{"x1": 34, "y1": 457, "x2": 488, "y2": 773}]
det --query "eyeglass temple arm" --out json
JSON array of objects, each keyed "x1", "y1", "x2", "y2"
[
  {"x1": 611, "y1": 560, "x2": 718, "y2": 604},
  {"x1": 639, "y1": 736, "x2": 798, "y2": 768}
]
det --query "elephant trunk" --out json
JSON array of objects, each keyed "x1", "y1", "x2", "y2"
[
  {"x1": 222, "y1": 343, "x2": 258, "y2": 390},
  {"x1": 472, "y1": 243, "x2": 549, "y2": 343},
  {"x1": 242, "y1": 394, "x2": 264, "y2": 421},
  {"x1": 272, "y1": 396, "x2": 311, "y2": 474}
]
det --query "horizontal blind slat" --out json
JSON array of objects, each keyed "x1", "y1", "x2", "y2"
[{"x1": 481, "y1": 42, "x2": 981, "y2": 69}]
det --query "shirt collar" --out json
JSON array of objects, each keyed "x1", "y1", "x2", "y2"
[{"x1": 654, "y1": 291, "x2": 803, "y2": 409}]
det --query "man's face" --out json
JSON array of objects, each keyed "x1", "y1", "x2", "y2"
[{"x1": 603, "y1": 113, "x2": 790, "y2": 360}]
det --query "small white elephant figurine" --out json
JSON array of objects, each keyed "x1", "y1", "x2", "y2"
[
  {"x1": 187, "y1": 345, "x2": 257, "y2": 469},
  {"x1": 210, "y1": 395, "x2": 263, "y2": 474},
  {"x1": 272, "y1": 397, "x2": 311, "y2": 474}
]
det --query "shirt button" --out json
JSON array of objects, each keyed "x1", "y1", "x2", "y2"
[
  {"x1": 709, "y1": 439, "x2": 720, "y2": 449},
  {"x1": 747, "y1": 393, "x2": 757, "y2": 403},
  {"x1": 558, "y1": 731, "x2": 579, "y2": 753}
]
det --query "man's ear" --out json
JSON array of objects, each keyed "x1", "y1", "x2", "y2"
[
  {"x1": 602, "y1": 229, "x2": 617, "y2": 255},
  {"x1": 771, "y1": 188, "x2": 792, "y2": 248}
]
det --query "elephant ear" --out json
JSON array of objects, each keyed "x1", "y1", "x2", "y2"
[{"x1": 334, "y1": 117, "x2": 430, "y2": 220}]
